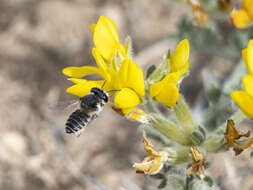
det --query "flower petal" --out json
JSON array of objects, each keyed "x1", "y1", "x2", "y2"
[
  {"x1": 242, "y1": 0, "x2": 253, "y2": 18},
  {"x1": 116, "y1": 58, "x2": 129, "y2": 89},
  {"x1": 242, "y1": 40, "x2": 253, "y2": 75},
  {"x1": 62, "y1": 66, "x2": 103, "y2": 78},
  {"x1": 170, "y1": 39, "x2": 190, "y2": 75},
  {"x1": 225, "y1": 120, "x2": 243, "y2": 148},
  {"x1": 122, "y1": 108, "x2": 134, "y2": 115},
  {"x1": 92, "y1": 48, "x2": 111, "y2": 81},
  {"x1": 93, "y1": 16, "x2": 125, "y2": 62},
  {"x1": 114, "y1": 88, "x2": 140, "y2": 109},
  {"x1": 242, "y1": 75, "x2": 253, "y2": 96},
  {"x1": 127, "y1": 60, "x2": 145, "y2": 97},
  {"x1": 189, "y1": 0, "x2": 209, "y2": 26},
  {"x1": 230, "y1": 9, "x2": 251, "y2": 29},
  {"x1": 133, "y1": 159, "x2": 154, "y2": 174},
  {"x1": 150, "y1": 72, "x2": 180, "y2": 98},
  {"x1": 118, "y1": 59, "x2": 145, "y2": 97},
  {"x1": 68, "y1": 78, "x2": 88, "y2": 84},
  {"x1": 148, "y1": 157, "x2": 164, "y2": 175},
  {"x1": 143, "y1": 131, "x2": 161, "y2": 157},
  {"x1": 231, "y1": 91, "x2": 253, "y2": 118},
  {"x1": 127, "y1": 108, "x2": 148, "y2": 123},
  {"x1": 239, "y1": 138, "x2": 253, "y2": 152},
  {"x1": 242, "y1": 48, "x2": 250, "y2": 74},
  {"x1": 122, "y1": 59, "x2": 145, "y2": 96},
  {"x1": 155, "y1": 83, "x2": 180, "y2": 107},
  {"x1": 133, "y1": 156, "x2": 165, "y2": 175},
  {"x1": 187, "y1": 146, "x2": 206, "y2": 179},
  {"x1": 66, "y1": 80, "x2": 105, "y2": 97},
  {"x1": 90, "y1": 24, "x2": 96, "y2": 34},
  {"x1": 225, "y1": 119, "x2": 253, "y2": 156},
  {"x1": 133, "y1": 132, "x2": 167, "y2": 175},
  {"x1": 68, "y1": 78, "x2": 112, "y2": 93}
]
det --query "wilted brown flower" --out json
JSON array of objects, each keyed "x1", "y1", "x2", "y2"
[
  {"x1": 187, "y1": 146, "x2": 206, "y2": 179},
  {"x1": 133, "y1": 131, "x2": 168, "y2": 175},
  {"x1": 225, "y1": 119, "x2": 253, "y2": 155},
  {"x1": 188, "y1": 0, "x2": 209, "y2": 26},
  {"x1": 218, "y1": 0, "x2": 231, "y2": 11}
]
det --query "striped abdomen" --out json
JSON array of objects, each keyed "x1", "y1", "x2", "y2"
[{"x1": 65, "y1": 109, "x2": 90, "y2": 134}]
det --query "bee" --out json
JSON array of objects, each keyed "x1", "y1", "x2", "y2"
[{"x1": 65, "y1": 87, "x2": 109, "y2": 135}]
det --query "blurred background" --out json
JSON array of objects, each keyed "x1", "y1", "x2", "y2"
[{"x1": 0, "y1": 0, "x2": 253, "y2": 190}]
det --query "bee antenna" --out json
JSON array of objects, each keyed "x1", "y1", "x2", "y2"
[
  {"x1": 107, "y1": 89, "x2": 120, "y2": 93},
  {"x1": 101, "y1": 80, "x2": 107, "y2": 89}
]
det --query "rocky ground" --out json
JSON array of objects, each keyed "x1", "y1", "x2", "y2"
[{"x1": 0, "y1": 0, "x2": 252, "y2": 190}]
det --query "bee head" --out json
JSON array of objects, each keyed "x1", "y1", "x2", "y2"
[{"x1": 91, "y1": 87, "x2": 108, "y2": 102}]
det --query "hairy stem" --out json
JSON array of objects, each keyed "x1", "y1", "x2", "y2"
[{"x1": 174, "y1": 96, "x2": 196, "y2": 135}]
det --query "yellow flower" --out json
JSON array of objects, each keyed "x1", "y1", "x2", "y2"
[
  {"x1": 231, "y1": 75, "x2": 253, "y2": 118},
  {"x1": 149, "y1": 39, "x2": 190, "y2": 107},
  {"x1": 133, "y1": 131, "x2": 168, "y2": 175},
  {"x1": 242, "y1": 40, "x2": 253, "y2": 75},
  {"x1": 170, "y1": 39, "x2": 190, "y2": 76},
  {"x1": 150, "y1": 73, "x2": 180, "y2": 107},
  {"x1": 63, "y1": 50, "x2": 144, "y2": 115},
  {"x1": 187, "y1": 146, "x2": 206, "y2": 179},
  {"x1": 63, "y1": 16, "x2": 145, "y2": 115},
  {"x1": 230, "y1": 0, "x2": 253, "y2": 28},
  {"x1": 231, "y1": 40, "x2": 253, "y2": 118},
  {"x1": 225, "y1": 119, "x2": 253, "y2": 155},
  {"x1": 91, "y1": 16, "x2": 126, "y2": 62}
]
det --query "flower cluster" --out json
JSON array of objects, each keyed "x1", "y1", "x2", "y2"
[
  {"x1": 63, "y1": 16, "x2": 145, "y2": 115},
  {"x1": 63, "y1": 16, "x2": 190, "y2": 115},
  {"x1": 149, "y1": 39, "x2": 190, "y2": 107}
]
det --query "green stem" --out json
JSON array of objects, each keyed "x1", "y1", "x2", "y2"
[
  {"x1": 149, "y1": 113, "x2": 191, "y2": 145},
  {"x1": 174, "y1": 96, "x2": 196, "y2": 134},
  {"x1": 201, "y1": 135, "x2": 226, "y2": 153},
  {"x1": 144, "y1": 87, "x2": 159, "y2": 113},
  {"x1": 146, "y1": 96, "x2": 157, "y2": 113},
  {"x1": 139, "y1": 124, "x2": 173, "y2": 146}
]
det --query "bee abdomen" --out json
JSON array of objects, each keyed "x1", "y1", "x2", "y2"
[{"x1": 65, "y1": 109, "x2": 90, "y2": 134}]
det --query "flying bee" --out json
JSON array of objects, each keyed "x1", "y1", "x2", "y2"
[{"x1": 65, "y1": 87, "x2": 109, "y2": 135}]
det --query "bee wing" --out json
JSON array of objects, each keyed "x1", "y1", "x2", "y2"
[{"x1": 49, "y1": 99, "x2": 80, "y2": 114}]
